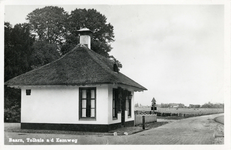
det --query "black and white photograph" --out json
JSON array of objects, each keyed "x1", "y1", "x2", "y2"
[{"x1": 1, "y1": 0, "x2": 230, "y2": 149}]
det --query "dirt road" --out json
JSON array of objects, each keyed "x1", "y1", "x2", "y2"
[{"x1": 5, "y1": 114, "x2": 223, "y2": 145}]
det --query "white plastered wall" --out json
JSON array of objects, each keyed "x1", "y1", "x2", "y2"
[{"x1": 21, "y1": 85, "x2": 109, "y2": 124}]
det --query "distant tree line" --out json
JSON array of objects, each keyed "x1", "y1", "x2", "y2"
[
  {"x1": 4, "y1": 6, "x2": 120, "y2": 122},
  {"x1": 188, "y1": 104, "x2": 201, "y2": 108},
  {"x1": 159, "y1": 102, "x2": 224, "y2": 108},
  {"x1": 160, "y1": 103, "x2": 185, "y2": 108},
  {"x1": 135, "y1": 102, "x2": 224, "y2": 109},
  {"x1": 200, "y1": 102, "x2": 224, "y2": 108}
]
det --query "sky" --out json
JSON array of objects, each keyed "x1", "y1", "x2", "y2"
[{"x1": 2, "y1": 2, "x2": 227, "y2": 106}]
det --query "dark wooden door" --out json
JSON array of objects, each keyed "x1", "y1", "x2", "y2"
[
  {"x1": 118, "y1": 87, "x2": 128, "y2": 127},
  {"x1": 121, "y1": 97, "x2": 125, "y2": 126}
]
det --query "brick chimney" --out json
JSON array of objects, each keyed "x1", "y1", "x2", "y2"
[{"x1": 77, "y1": 28, "x2": 92, "y2": 49}]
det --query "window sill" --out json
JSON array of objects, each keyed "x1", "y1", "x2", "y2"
[{"x1": 79, "y1": 118, "x2": 96, "y2": 121}]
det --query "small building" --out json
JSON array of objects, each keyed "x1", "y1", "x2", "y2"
[{"x1": 5, "y1": 28, "x2": 147, "y2": 132}]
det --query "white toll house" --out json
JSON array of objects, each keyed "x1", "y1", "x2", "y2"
[{"x1": 5, "y1": 28, "x2": 147, "y2": 132}]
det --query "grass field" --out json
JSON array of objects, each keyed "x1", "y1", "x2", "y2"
[{"x1": 135, "y1": 107, "x2": 224, "y2": 117}]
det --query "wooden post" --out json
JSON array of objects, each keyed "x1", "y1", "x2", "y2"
[{"x1": 142, "y1": 116, "x2": 145, "y2": 130}]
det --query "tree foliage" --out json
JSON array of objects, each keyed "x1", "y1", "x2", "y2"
[
  {"x1": 160, "y1": 103, "x2": 185, "y2": 108},
  {"x1": 30, "y1": 41, "x2": 60, "y2": 69},
  {"x1": 63, "y1": 8, "x2": 115, "y2": 57},
  {"x1": 4, "y1": 22, "x2": 35, "y2": 81},
  {"x1": 26, "y1": 6, "x2": 115, "y2": 57},
  {"x1": 26, "y1": 6, "x2": 68, "y2": 45},
  {"x1": 159, "y1": 102, "x2": 224, "y2": 108},
  {"x1": 4, "y1": 22, "x2": 35, "y2": 122},
  {"x1": 189, "y1": 104, "x2": 200, "y2": 108},
  {"x1": 4, "y1": 87, "x2": 21, "y2": 122},
  {"x1": 201, "y1": 102, "x2": 224, "y2": 108}
]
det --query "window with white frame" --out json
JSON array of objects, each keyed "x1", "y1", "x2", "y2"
[{"x1": 79, "y1": 88, "x2": 96, "y2": 119}]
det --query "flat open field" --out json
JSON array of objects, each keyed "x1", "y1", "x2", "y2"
[{"x1": 135, "y1": 107, "x2": 224, "y2": 116}]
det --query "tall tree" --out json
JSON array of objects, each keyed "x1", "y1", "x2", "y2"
[
  {"x1": 63, "y1": 8, "x2": 115, "y2": 57},
  {"x1": 4, "y1": 22, "x2": 35, "y2": 122},
  {"x1": 30, "y1": 41, "x2": 60, "y2": 69},
  {"x1": 26, "y1": 6, "x2": 118, "y2": 61},
  {"x1": 4, "y1": 22, "x2": 35, "y2": 81},
  {"x1": 26, "y1": 6, "x2": 68, "y2": 46}
]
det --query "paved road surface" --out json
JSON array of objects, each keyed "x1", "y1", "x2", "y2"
[
  {"x1": 214, "y1": 115, "x2": 224, "y2": 124},
  {"x1": 113, "y1": 114, "x2": 222, "y2": 144},
  {"x1": 5, "y1": 114, "x2": 223, "y2": 145}
]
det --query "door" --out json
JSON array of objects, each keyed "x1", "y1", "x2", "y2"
[
  {"x1": 118, "y1": 87, "x2": 127, "y2": 127},
  {"x1": 121, "y1": 97, "x2": 125, "y2": 126}
]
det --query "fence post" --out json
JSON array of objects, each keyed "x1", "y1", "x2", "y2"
[{"x1": 142, "y1": 116, "x2": 145, "y2": 130}]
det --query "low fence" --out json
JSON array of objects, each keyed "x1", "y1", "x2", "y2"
[{"x1": 134, "y1": 111, "x2": 157, "y2": 126}]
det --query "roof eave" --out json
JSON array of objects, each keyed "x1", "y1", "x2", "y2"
[
  {"x1": 113, "y1": 82, "x2": 147, "y2": 92},
  {"x1": 6, "y1": 82, "x2": 147, "y2": 91}
]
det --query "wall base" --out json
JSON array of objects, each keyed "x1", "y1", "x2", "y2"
[{"x1": 21, "y1": 121, "x2": 134, "y2": 132}]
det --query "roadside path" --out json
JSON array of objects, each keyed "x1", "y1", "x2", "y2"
[{"x1": 5, "y1": 113, "x2": 223, "y2": 145}]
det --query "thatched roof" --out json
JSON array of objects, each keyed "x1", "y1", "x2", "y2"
[{"x1": 5, "y1": 45, "x2": 147, "y2": 91}]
